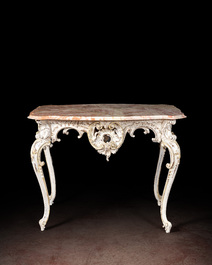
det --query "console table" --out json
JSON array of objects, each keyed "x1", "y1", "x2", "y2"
[{"x1": 28, "y1": 104, "x2": 186, "y2": 233}]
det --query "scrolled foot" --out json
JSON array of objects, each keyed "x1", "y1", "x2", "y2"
[
  {"x1": 39, "y1": 218, "x2": 47, "y2": 231},
  {"x1": 163, "y1": 221, "x2": 172, "y2": 233}
]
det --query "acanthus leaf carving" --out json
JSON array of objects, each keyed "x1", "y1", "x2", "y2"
[
  {"x1": 33, "y1": 120, "x2": 179, "y2": 165},
  {"x1": 161, "y1": 120, "x2": 180, "y2": 170},
  {"x1": 124, "y1": 120, "x2": 162, "y2": 143},
  {"x1": 87, "y1": 122, "x2": 125, "y2": 161},
  {"x1": 49, "y1": 121, "x2": 91, "y2": 143}
]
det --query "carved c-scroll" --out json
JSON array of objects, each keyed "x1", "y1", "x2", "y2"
[{"x1": 87, "y1": 122, "x2": 125, "y2": 161}]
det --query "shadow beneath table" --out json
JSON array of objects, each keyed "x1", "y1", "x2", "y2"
[
  {"x1": 46, "y1": 216, "x2": 75, "y2": 230},
  {"x1": 173, "y1": 214, "x2": 212, "y2": 232}
]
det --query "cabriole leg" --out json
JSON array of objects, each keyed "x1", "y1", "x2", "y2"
[
  {"x1": 31, "y1": 138, "x2": 51, "y2": 231},
  {"x1": 30, "y1": 121, "x2": 54, "y2": 231},
  {"x1": 159, "y1": 120, "x2": 181, "y2": 233}
]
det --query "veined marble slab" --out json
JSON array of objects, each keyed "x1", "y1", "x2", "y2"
[{"x1": 28, "y1": 104, "x2": 186, "y2": 121}]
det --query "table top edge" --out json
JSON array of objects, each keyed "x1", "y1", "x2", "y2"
[{"x1": 28, "y1": 104, "x2": 186, "y2": 121}]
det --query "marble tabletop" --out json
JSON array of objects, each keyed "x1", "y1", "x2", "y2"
[{"x1": 28, "y1": 104, "x2": 186, "y2": 121}]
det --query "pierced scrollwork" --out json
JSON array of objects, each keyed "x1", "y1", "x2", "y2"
[
  {"x1": 50, "y1": 121, "x2": 89, "y2": 143},
  {"x1": 86, "y1": 120, "x2": 164, "y2": 161},
  {"x1": 88, "y1": 122, "x2": 125, "y2": 161},
  {"x1": 34, "y1": 120, "x2": 179, "y2": 165},
  {"x1": 34, "y1": 120, "x2": 168, "y2": 161},
  {"x1": 123, "y1": 120, "x2": 162, "y2": 143}
]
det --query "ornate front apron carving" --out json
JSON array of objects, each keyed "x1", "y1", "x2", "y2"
[{"x1": 87, "y1": 122, "x2": 125, "y2": 161}]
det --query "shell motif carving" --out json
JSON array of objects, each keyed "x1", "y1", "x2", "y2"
[{"x1": 88, "y1": 122, "x2": 125, "y2": 161}]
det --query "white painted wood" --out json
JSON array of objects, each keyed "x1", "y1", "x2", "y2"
[
  {"x1": 154, "y1": 143, "x2": 166, "y2": 206},
  {"x1": 44, "y1": 146, "x2": 56, "y2": 206},
  {"x1": 30, "y1": 138, "x2": 51, "y2": 231},
  {"x1": 30, "y1": 118, "x2": 182, "y2": 233}
]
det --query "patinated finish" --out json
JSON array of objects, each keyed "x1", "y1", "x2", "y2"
[{"x1": 29, "y1": 104, "x2": 186, "y2": 233}]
